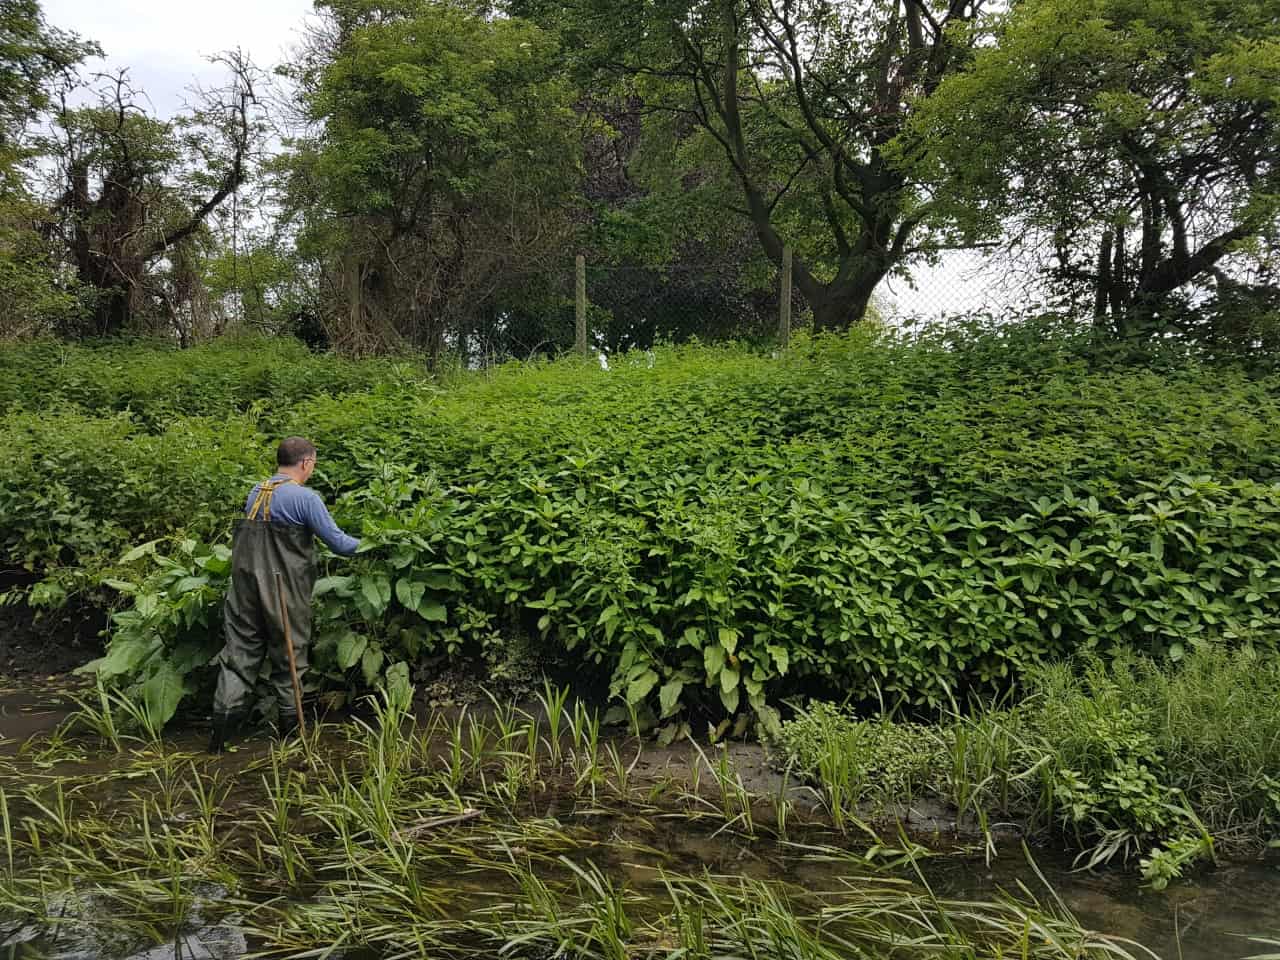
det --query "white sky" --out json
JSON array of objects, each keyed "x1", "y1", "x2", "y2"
[{"x1": 43, "y1": 0, "x2": 315, "y2": 117}]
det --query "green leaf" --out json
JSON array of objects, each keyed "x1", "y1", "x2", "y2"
[
  {"x1": 659, "y1": 679, "x2": 684, "y2": 718},
  {"x1": 418, "y1": 601, "x2": 448, "y2": 622},
  {"x1": 120, "y1": 540, "x2": 159, "y2": 564},
  {"x1": 385, "y1": 661, "x2": 413, "y2": 708},
  {"x1": 172, "y1": 575, "x2": 209, "y2": 596},
  {"x1": 337, "y1": 632, "x2": 368, "y2": 670},
  {"x1": 767, "y1": 644, "x2": 789, "y2": 675},
  {"x1": 720, "y1": 683, "x2": 740, "y2": 714},
  {"x1": 396, "y1": 577, "x2": 426, "y2": 612},
  {"x1": 141, "y1": 662, "x2": 185, "y2": 730},
  {"x1": 96, "y1": 638, "x2": 152, "y2": 680},
  {"x1": 362, "y1": 644, "x2": 386, "y2": 686},
  {"x1": 359, "y1": 574, "x2": 392, "y2": 617},
  {"x1": 627, "y1": 668, "x2": 659, "y2": 705},
  {"x1": 718, "y1": 627, "x2": 739, "y2": 654},
  {"x1": 313, "y1": 575, "x2": 354, "y2": 599},
  {"x1": 720, "y1": 666, "x2": 740, "y2": 694},
  {"x1": 704, "y1": 644, "x2": 725, "y2": 681}
]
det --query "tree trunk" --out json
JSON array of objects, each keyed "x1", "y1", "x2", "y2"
[
  {"x1": 808, "y1": 271, "x2": 882, "y2": 331},
  {"x1": 92, "y1": 285, "x2": 130, "y2": 337}
]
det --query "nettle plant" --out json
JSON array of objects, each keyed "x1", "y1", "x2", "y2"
[
  {"x1": 18, "y1": 330, "x2": 1280, "y2": 731},
  {"x1": 89, "y1": 459, "x2": 1280, "y2": 734}
]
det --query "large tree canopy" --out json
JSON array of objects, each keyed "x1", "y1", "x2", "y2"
[
  {"x1": 281, "y1": 0, "x2": 585, "y2": 358},
  {"x1": 909, "y1": 0, "x2": 1280, "y2": 339},
  {"x1": 0, "y1": 0, "x2": 96, "y2": 187},
  {"x1": 40, "y1": 58, "x2": 265, "y2": 337},
  {"x1": 518, "y1": 0, "x2": 988, "y2": 331}
]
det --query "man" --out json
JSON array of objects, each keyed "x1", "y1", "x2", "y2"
[{"x1": 208, "y1": 437, "x2": 360, "y2": 753}]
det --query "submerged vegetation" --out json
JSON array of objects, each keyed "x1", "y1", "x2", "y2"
[{"x1": 0, "y1": 683, "x2": 1168, "y2": 959}]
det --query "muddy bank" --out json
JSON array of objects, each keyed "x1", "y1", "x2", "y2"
[{"x1": 0, "y1": 571, "x2": 106, "y2": 678}]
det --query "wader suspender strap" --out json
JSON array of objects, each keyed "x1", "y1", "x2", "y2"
[{"x1": 246, "y1": 478, "x2": 294, "y2": 522}]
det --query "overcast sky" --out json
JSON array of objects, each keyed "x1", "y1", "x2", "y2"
[{"x1": 43, "y1": 0, "x2": 315, "y2": 117}]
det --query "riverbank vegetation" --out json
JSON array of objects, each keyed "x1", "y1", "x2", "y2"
[
  {"x1": 773, "y1": 647, "x2": 1280, "y2": 888},
  {"x1": 5, "y1": 324, "x2": 1279, "y2": 724},
  {"x1": 3, "y1": 323, "x2": 1279, "y2": 880}
]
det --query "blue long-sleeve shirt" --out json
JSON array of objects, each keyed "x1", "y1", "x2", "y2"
[{"x1": 245, "y1": 475, "x2": 360, "y2": 556}]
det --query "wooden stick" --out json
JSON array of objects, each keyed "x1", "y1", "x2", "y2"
[{"x1": 274, "y1": 570, "x2": 307, "y2": 739}]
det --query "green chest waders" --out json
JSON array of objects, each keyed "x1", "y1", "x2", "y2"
[{"x1": 210, "y1": 479, "x2": 318, "y2": 749}]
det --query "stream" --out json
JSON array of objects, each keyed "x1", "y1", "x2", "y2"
[{"x1": 0, "y1": 681, "x2": 1277, "y2": 960}]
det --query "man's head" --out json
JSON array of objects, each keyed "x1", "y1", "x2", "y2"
[{"x1": 277, "y1": 437, "x2": 318, "y2": 483}]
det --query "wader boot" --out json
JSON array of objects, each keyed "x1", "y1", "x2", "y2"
[
  {"x1": 209, "y1": 479, "x2": 317, "y2": 751},
  {"x1": 208, "y1": 711, "x2": 245, "y2": 754}
]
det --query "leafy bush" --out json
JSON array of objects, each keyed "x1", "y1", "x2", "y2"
[
  {"x1": 773, "y1": 647, "x2": 1279, "y2": 883},
  {"x1": 771, "y1": 701, "x2": 945, "y2": 807},
  {"x1": 0, "y1": 335, "x2": 419, "y2": 429},
  {"x1": 6, "y1": 325, "x2": 1280, "y2": 728}
]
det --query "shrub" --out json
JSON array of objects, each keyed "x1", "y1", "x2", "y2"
[{"x1": 5, "y1": 326, "x2": 1280, "y2": 728}]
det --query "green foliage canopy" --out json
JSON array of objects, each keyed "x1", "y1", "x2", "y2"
[
  {"x1": 5, "y1": 328, "x2": 1280, "y2": 727},
  {"x1": 907, "y1": 0, "x2": 1280, "y2": 337},
  {"x1": 282, "y1": 0, "x2": 585, "y2": 355}
]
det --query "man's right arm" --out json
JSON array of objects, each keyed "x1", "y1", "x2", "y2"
[{"x1": 302, "y1": 492, "x2": 360, "y2": 556}]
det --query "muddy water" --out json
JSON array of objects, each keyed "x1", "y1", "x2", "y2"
[
  {"x1": 935, "y1": 851, "x2": 1280, "y2": 959},
  {"x1": 631, "y1": 818, "x2": 1280, "y2": 959},
  {"x1": 1, "y1": 682, "x2": 1278, "y2": 960},
  {"x1": 0, "y1": 679, "x2": 79, "y2": 751}
]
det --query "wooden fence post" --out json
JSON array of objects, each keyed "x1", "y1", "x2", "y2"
[
  {"x1": 779, "y1": 246, "x2": 793, "y2": 349},
  {"x1": 575, "y1": 254, "x2": 587, "y2": 354}
]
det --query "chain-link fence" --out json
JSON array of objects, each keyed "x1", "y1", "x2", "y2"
[{"x1": 456, "y1": 248, "x2": 1040, "y2": 365}]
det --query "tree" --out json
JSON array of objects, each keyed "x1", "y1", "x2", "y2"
[
  {"x1": 909, "y1": 0, "x2": 1280, "y2": 339},
  {"x1": 280, "y1": 0, "x2": 584, "y2": 360},
  {"x1": 0, "y1": 0, "x2": 97, "y2": 188},
  {"x1": 518, "y1": 0, "x2": 988, "y2": 331},
  {"x1": 0, "y1": 0, "x2": 98, "y2": 338},
  {"x1": 42, "y1": 54, "x2": 265, "y2": 337}
]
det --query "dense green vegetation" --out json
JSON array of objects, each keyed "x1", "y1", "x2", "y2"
[
  {"x1": 4, "y1": 325, "x2": 1279, "y2": 735},
  {"x1": 0, "y1": 336, "x2": 421, "y2": 426},
  {"x1": 774, "y1": 647, "x2": 1280, "y2": 886}
]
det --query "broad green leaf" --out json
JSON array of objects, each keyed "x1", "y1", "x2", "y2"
[
  {"x1": 313, "y1": 575, "x2": 354, "y2": 599},
  {"x1": 120, "y1": 540, "x2": 159, "y2": 564},
  {"x1": 421, "y1": 572, "x2": 459, "y2": 591},
  {"x1": 704, "y1": 644, "x2": 725, "y2": 681},
  {"x1": 96, "y1": 638, "x2": 152, "y2": 679},
  {"x1": 362, "y1": 645, "x2": 386, "y2": 686},
  {"x1": 172, "y1": 576, "x2": 209, "y2": 596},
  {"x1": 720, "y1": 683, "x2": 740, "y2": 714},
  {"x1": 337, "y1": 632, "x2": 368, "y2": 670},
  {"x1": 659, "y1": 679, "x2": 684, "y2": 718},
  {"x1": 627, "y1": 668, "x2": 659, "y2": 705},
  {"x1": 718, "y1": 627, "x2": 739, "y2": 654},
  {"x1": 142, "y1": 663, "x2": 185, "y2": 730},
  {"x1": 359, "y1": 574, "x2": 392, "y2": 617},
  {"x1": 767, "y1": 644, "x2": 789, "y2": 675},
  {"x1": 385, "y1": 661, "x2": 413, "y2": 708},
  {"x1": 720, "y1": 666, "x2": 740, "y2": 694},
  {"x1": 418, "y1": 601, "x2": 448, "y2": 622},
  {"x1": 396, "y1": 577, "x2": 426, "y2": 612}
]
